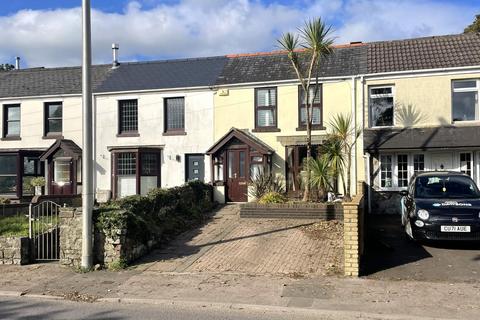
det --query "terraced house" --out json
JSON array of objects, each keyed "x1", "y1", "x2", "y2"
[
  {"x1": 363, "y1": 33, "x2": 480, "y2": 214},
  {"x1": 0, "y1": 56, "x2": 226, "y2": 201},
  {"x1": 1, "y1": 32, "x2": 480, "y2": 212},
  {"x1": 208, "y1": 45, "x2": 366, "y2": 202}
]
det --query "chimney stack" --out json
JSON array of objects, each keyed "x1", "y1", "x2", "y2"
[
  {"x1": 15, "y1": 57, "x2": 20, "y2": 70},
  {"x1": 112, "y1": 43, "x2": 120, "y2": 68}
]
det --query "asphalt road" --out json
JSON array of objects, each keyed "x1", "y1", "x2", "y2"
[
  {"x1": 0, "y1": 296, "x2": 426, "y2": 320},
  {"x1": 364, "y1": 215, "x2": 480, "y2": 282}
]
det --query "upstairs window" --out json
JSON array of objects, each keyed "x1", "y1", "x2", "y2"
[
  {"x1": 255, "y1": 87, "x2": 277, "y2": 129},
  {"x1": 44, "y1": 102, "x2": 62, "y2": 136},
  {"x1": 452, "y1": 80, "x2": 478, "y2": 122},
  {"x1": 369, "y1": 86, "x2": 394, "y2": 127},
  {"x1": 3, "y1": 104, "x2": 20, "y2": 138},
  {"x1": 299, "y1": 85, "x2": 322, "y2": 128},
  {"x1": 164, "y1": 97, "x2": 185, "y2": 133},
  {"x1": 118, "y1": 99, "x2": 138, "y2": 134}
]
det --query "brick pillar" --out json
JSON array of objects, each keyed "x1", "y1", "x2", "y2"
[
  {"x1": 59, "y1": 207, "x2": 83, "y2": 267},
  {"x1": 343, "y1": 202, "x2": 360, "y2": 276}
]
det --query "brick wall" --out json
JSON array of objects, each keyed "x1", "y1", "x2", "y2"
[
  {"x1": 240, "y1": 202, "x2": 344, "y2": 220},
  {"x1": 343, "y1": 181, "x2": 365, "y2": 277}
]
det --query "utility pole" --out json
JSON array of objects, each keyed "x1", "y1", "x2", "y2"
[{"x1": 81, "y1": 0, "x2": 93, "y2": 269}]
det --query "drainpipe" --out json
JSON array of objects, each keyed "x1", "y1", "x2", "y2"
[
  {"x1": 351, "y1": 76, "x2": 357, "y2": 195},
  {"x1": 365, "y1": 152, "x2": 372, "y2": 214}
]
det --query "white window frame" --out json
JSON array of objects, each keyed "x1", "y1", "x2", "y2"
[
  {"x1": 452, "y1": 79, "x2": 479, "y2": 123},
  {"x1": 378, "y1": 151, "x2": 477, "y2": 191},
  {"x1": 369, "y1": 85, "x2": 395, "y2": 128},
  {"x1": 459, "y1": 151, "x2": 474, "y2": 178}
]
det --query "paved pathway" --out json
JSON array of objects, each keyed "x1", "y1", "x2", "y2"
[{"x1": 137, "y1": 204, "x2": 343, "y2": 276}]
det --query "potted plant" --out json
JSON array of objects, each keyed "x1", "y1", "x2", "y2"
[{"x1": 31, "y1": 177, "x2": 46, "y2": 196}]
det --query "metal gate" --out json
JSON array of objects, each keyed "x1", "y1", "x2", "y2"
[{"x1": 29, "y1": 201, "x2": 61, "y2": 261}]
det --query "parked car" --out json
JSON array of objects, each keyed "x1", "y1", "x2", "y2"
[{"x1": 400, "y1": 171, "x2": 480, "y2": 241}]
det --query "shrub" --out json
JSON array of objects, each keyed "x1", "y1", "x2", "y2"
[
  {"x1": 258, "y1": 192, "x2": 287, "y2": 204},
  {"x1": 249, "y1": 171, "x2": 285, "y2": 199},
  {"x1": 0, "y1": 197, "x2": 11, "y2": 204},
  {"x1": 30, "y1": 177, "x2": 46, "y2": 187},
  {"x1": 94, "y1": 181, "x2": 215, "y2": 250}
]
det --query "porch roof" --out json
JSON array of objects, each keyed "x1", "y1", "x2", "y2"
[
  {"x1": 40, "y1": 139, "x2": 82, "y2": 161},
  {"x1": 364, "y1": 126, "x2": 480, "y2": 153},
  {"x1": 206, "y1": 128, "x2": 274, "y2": 155}
]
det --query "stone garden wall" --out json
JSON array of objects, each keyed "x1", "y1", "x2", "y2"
[
  {"x1": 0, "y1": 236, "x2": 30, "y2": 265},
  {"x1": 58, "y1": 207, "x2": 149, "y2": 268}
]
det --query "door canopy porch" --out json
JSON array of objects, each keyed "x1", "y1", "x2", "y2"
[
  {"x1": 206, "y1": 128, "x2": 275, "y2": 202},
  {"x1": 206, "y1": 128, "x2": 274, "y2": 157},
  {"x1": 40, "y1": 139, "x2": 82, "y2": 161}
]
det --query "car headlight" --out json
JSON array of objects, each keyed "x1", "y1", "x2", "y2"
[{"x1": 417, "y1": 209, "x2": 429, "y2": 220}]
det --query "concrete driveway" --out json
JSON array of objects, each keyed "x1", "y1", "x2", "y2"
[
  {"x1": 136, "y1": 204, "x2": 343, "y2": 276},
  {"x1": 363, "y1": 215, "x2": 480, "y2": 282}
]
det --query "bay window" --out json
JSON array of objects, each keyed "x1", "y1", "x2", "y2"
[
  {"x1": 452, "y1": 80, "x2": 478, "y2": 122},
  {"x1": 369, "y1": 86, "x2": 394, "y2": 127},
  {"x1": 113, "y1": 149, "x2": 161, "y2": 198},
  {"x1": 380, "y1": 155, "x2": 393, "y2": 188},
  {"x1": 0, "y1": 155, "x2": 17, "y2": 195}
]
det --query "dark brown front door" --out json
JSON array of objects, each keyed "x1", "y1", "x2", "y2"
[
  {"x1": 226, "y1": 149, "x2": 247, "y2": 202},
  {"x1": 50, "y1": 158, "x2": 74, "y2": 195}
]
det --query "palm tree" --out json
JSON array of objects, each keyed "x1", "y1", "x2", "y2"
[
  {"x1": 278, "y1": 18, "x2": 334, "y2": 201},
  {"x1": 320, "y1": 137, "x2": 345, "y2": 195},
  {"x1": 304, "y1": 156, "x2": 333, "y2": 201},
  {"x1": 328, "y1": 113, "x2": 361, "y2": 200}
]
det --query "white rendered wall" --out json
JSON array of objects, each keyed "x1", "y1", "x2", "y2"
[
  {"x1": 94, "y1": 90, "x2": 214, "y2": 195},
  {"x1": 0, "y1": 96, "x2": 83, "y2": 150}
]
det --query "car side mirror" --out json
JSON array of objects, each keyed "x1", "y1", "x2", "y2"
[{"x1": 399, "y1": 190, "x2": 408, "y2": 197}]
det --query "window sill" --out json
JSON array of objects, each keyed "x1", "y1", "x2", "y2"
[
  {"x1": 1, "y1": 136, "x2": 21, "y2": 141},
  {"x1": 252, "y1": 128, "x2": 280, "y2": 133},
  {"x1": 42, "y1": 134, "x2": 63, "y2": 140},
  {"x1": 296, "y1": 126, "x2": 326, "y2": 131},
  {"x1": 163, "y1": 131, "x2": 187, "y2": 136},
  {"x1": 116, "y1": 132, "x2": 140, "y2": 137}
]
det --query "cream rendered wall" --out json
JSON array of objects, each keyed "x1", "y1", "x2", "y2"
[
  {"x1": 214, "y1": 80, "x2": 363, "y2": 195},
  {"x1": 0, "y1": 96, "x2": 83, "y2": 149},
  {"x1": 364, "y1": 72, "x2": 480, "y2": 128},
  {"x1": 94, "y1": 90, "x2": 214, "y2": 193}
]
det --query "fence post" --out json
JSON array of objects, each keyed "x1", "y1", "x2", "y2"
[{"x1": 28, "y1": 203, "x2": 32, "y2": 239}]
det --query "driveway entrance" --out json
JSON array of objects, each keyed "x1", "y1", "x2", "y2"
[
  {"x1": 137, "y1": 205, "x2": 343, "y2": 276},
  {"x1": 363, "y1": 215, "x2": 480, "y2": 282}
]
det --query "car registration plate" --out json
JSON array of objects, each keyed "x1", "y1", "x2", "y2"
[{"x1": 440, "y1": 226, "x2": 471, "y2": 232}]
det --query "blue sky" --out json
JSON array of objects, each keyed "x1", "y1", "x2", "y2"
[{"x1": 0, "y1": 0, "x2": 478, "y2": 67}]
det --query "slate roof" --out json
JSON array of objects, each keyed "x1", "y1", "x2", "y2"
[
  {"x1": 364, "y1": 126, "x2": 480, "y2": 152},
  {"x1": 367, "y1": 33, "x2": 480, "y2": 73},
  {"x1": 0, "y1": 65, "x2": 112, "y2": 99},
  {"x1": 2, "y1": 33, "x2": 480, "y2": 99},
  {"x1": 216, "y1": 45, "x2": 367, "y2": 85},
  {"x1": 96, "y1": 56, "x2": 228, "y2": 93}
]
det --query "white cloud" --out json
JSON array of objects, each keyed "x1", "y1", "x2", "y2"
[
  {"x1": 0, "y1": 0, "x2": 476, "y2": 67},
  {"x1": 335, "y1": 0, "x2": 478, "y2": 43}
]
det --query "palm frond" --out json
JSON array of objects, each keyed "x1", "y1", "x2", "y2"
[
  {"x1": 277, "y1": 32, "x2": 300, "y2": 61},
  {"x1": 299, "y1": 18, "x2": 335, "y2": 56}
]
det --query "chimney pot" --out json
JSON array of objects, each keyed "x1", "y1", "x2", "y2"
[{"x1": 112, "y1": 43, "x2": 120, "y2": 68}]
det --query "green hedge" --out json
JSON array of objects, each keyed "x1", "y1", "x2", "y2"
[{"x1": 94, "y1": 181, "x2": 215, "y2": 244}]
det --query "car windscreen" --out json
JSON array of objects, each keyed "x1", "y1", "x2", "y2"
[{"x1": 415, "y1": 175, "x2": 480, "y2": 199}]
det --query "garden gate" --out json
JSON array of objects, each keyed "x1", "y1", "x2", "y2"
[{"x1": 29, "y1": 201, "x2": 61, "y2": 261}]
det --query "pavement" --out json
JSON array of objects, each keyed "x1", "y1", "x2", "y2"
[{"x1": 1, "y1": 205, "x2": 480, "y2": 319}]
